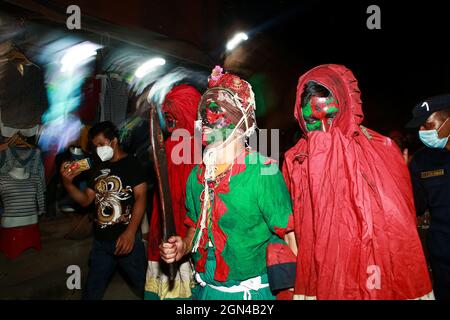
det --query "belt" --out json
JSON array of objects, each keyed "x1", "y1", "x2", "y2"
[{"x1": 195, "y1": 273, "x2": 269, "y2": 300}]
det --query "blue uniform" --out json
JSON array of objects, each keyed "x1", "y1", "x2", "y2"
[{"x1": 410, "y1": 147, "x2": 450, "y2": 300}]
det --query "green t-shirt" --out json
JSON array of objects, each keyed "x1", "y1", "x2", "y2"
[{"x1": 185, "y1": 150, "x2": 293, "y2": 282}]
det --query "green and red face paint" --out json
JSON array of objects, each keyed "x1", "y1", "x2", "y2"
[
  {"x1": 200, "y1": 100, "x2": 235, "y2": 145},
  {"x1": 302, "y1": 96, "x2": 340, "y2": 132}
]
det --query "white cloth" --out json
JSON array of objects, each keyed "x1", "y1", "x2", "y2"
[
  {"x1": 195, "y1": 273, "x2": 269, "y2": 300},
  {"x1": 0, "y1": 109, "x2": 40, "y2": 137},
  {"x1": 1, "y1": 214, "x2": 38, "y2": 228},
  {"x1": 1, "y1": 124, "x2": 40, "y2": 138}
]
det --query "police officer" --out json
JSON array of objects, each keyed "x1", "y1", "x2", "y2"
[{"x1": 406, "y1": 94, "x2": 450, "y2": 300}]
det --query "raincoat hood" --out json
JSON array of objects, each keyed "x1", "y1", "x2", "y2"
[
  {"x1": 162, "y1": 84, "x2": 201, "y2": 136},
  {"x1": 294, "y1": 64, "x2": 363, "y2": 137}
]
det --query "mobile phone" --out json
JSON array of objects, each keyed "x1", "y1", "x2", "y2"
[{"x1": 65, "y1": 158, "x2": 92, "y2": 174}]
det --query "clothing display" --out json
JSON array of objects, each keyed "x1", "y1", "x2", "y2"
[
  {"x1": 0, "y1": 169, "x2": 45, "y2": 228},
  {"x1": 0, "y1": 109, "x2": 39, "y2": 137},
  {"x1": 76, "y1": 77, "x2": 101, "y2": 126},
  {"x1": 0, "y1": 146, "x2": 45, "y2": 181},
  {"x1": 0, "y1": 223, "x2": 42, "y2": 260},
  {"x1": 98, "y1": 73, "x2": 130, "y2": 127},
  {"x1": 283, "y1": 64, "x2": 433, "y2": 300},
  {"x1": 0, "y1": 49, "x2": 48, "y2": 129}
]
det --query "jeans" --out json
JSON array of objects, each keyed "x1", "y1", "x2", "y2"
[{"x1": 82, "y1": 233, "x2": 147, "y2": 300}]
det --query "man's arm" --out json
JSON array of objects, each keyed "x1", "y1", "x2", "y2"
[
  {"x1": 60, "y1": 162, "x2": 95, "y2": 207},
  {"x1": 115, "y1": 182, "x2": 147, "y2": 255},
  {"x1": 284, "y1": 231, "x2": 298, "y2": 256}
]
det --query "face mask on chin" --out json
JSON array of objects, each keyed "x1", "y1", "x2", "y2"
[
  {"x1": 419, "y1": 118, "x2": 450, "y2": 149},
  {"x1": 96, "y1": 142, "x2": 114, "y2": 162}
]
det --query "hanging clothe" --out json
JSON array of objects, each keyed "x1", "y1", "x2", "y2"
[
  {"x1": 0, "y1": 172, "x2": 45, "y2": 228},
  {"x1": 0, "y1": 146, "x2": 45, "y2": 181},
  {"x1": 98, "y1": 73, "x2": 129, "y2": 127},
  {"x1": 76, "y1": 77, "x2": 101, "y2": 126},
  {"x1": 0, "y1": 50, "x2": 48, "y2": 129}
]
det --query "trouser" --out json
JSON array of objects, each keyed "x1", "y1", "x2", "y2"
[
  {"x1": 82, "y1": 233, "x2": 147, "y2": 300},
  {"x1": 428, "y1": 230, "x2": 450, "y2": 300}
]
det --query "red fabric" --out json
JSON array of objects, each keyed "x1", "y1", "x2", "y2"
[
  {"x1": 267, "y1": 242, "x2": 297, "y2": 267},
  {"x1": 277, "y1": 290, "x2": 294, "y2": 300},
  {"x1": 212, "y1": 197, "x2": 230, "y2": 281},
  {"x1": 283, "y1": 64, "x2": 432, "y2": 300},
  {"x1": 147, "y1": 85, "x2": 200, "y2": 261},
  {"x1": 208, "y1": 73, "x2": 254, "y2": 111},
  {"x1": 76, "y1": 77, "x2": 100, "y2": 124},
  {"x1": 274, "y1": 215, "x2": 294, "y2": 239},
  {"x1": 0, "y1": 224, "x2": 41, "y2": 260},
  {"x1": 162, "y1": 84, "x2": 201, "y2": 136}
]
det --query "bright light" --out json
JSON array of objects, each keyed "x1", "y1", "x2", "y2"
[
  {"x1": 38, "y1": 114, "x2": 83, "y2": 153},
  {"x1": 135, "y1": 57, "x2": 166, "y2": 79},
  {"x1": 60, "y1": 41, "x2": 102, "y2": 73},
  {"x1": 226, "y1": 32, "x2": 249, "y2": 51}
]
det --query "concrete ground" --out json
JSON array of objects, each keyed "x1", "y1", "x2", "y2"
[{"x1": 0, "y1": 214, "x2": 142, "y2": 300}]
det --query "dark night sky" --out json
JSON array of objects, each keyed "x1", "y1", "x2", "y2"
[
  {"x1": 3, "y1": 0, "x2": 449, "y2": 151},
  {"x1": 216, "y1": 0, "x2": 450, "y2": 138}
]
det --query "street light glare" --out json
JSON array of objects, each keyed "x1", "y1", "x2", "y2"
[
  {"x1": 60, "y1": 41, "x2": 102, "y2": 73},
  {"x1": 226, "y1": 32, "x2": 249, "y2": 51},
  {"x1": 135, "y1": 57, "x2": 166, "y2": 78}
]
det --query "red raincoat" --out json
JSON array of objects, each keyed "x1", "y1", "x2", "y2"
[
  {"x1": 282, "y1": 64, "x2": 433, "y2": 300},
  {"x1": 148, "y1": 84, "x2": 200, "y2": 261}
]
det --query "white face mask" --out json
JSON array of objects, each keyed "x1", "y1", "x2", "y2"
[{"x1": 96, "y1": 143, "x2": 114, "y2": 162}]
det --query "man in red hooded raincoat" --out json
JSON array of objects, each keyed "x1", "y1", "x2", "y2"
[
  {"x1": 145, "y1": 84, "x2": 201, "y2": 300},
  {"x1": 282, "y1": 64, "x2": 434, "y2": 300}
]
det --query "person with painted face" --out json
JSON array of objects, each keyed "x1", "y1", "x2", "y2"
[
  {"x1": 406, "y1": 94, "x2": 450, "y2": 300},
  {"x1": 159, "y1": 66, "x2": 297, "y2": 300},
  {"x1": 61, "y1": 121, "x2": 148, "y2": 300},
  {"x1": 283, "y1": 64, "x2": 433, "y2": 300}
]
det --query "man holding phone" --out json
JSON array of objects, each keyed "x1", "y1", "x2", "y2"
[{"x1": 61, "y1": 121, "x2": 148, "y2": 300}]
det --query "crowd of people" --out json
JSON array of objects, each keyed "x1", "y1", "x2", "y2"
[{"x1": 60, "y1": 64, "x2": 450, "y2": 300}]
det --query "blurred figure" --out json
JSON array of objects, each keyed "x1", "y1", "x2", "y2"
[
  {"x1": 388, "y1": 129, "x2": 413, "y2": 165},
  {"x1": 389, "y1": 129, "x2": 407, "y2": 150},
  {"x1": 406, "y1": 94, "x2": 450, "y2": 300},
  {"x1": 145, "y1": 84, "x2": 201, "y2": 300}
]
